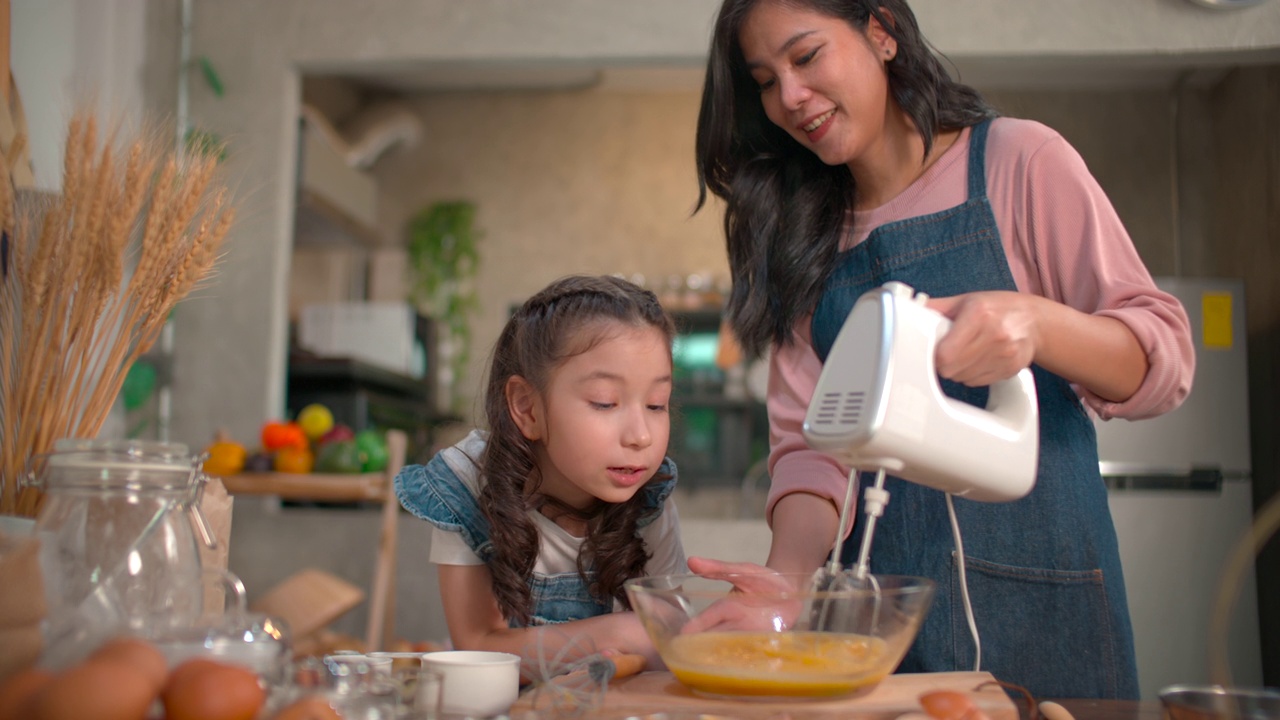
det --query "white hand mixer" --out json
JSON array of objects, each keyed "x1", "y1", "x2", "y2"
[{"x1": 802, "y1": 281, "x2": 1040, "y2": 663}]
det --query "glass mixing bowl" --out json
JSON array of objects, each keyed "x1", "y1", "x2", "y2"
[
  {"x1": 1159, "y1": 685, "x2": 1280, "y2": 720},
  {"x1": 625, "y1": 572, "x2": 935, "y2": 701}
]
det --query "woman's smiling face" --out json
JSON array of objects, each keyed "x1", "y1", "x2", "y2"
[{"x1": 739, "y1": 0, "x2": 896, "y2": 168}]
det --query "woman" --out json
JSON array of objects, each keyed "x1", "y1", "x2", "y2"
[{"x1": 691, "y1": 0, "x2": 1194, "y2": 699}]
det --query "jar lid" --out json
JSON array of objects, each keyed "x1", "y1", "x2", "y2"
[{"x1": 39, "y1": 439, "x2": 198, "y2": 490}]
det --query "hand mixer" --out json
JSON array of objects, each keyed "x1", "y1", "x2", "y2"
[{"x1": 801, "y1": 281, "x2": 1040, "y2": 664}]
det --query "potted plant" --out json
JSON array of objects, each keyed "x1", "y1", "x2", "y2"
[{"x1": 406, "y1": 201, "x2": 481, "y2": 414}]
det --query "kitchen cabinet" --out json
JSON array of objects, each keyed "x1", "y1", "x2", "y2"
[
  {"x1": 667, "y1": 309, "x2": 770, "y2": 491},
  {"x1": 286, "y1": 353, "x2": 455, "y2": 466}
]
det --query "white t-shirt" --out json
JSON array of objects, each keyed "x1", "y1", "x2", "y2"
[
  {"x1": 427, "y1": 431, "x2": 688, "y2": 603},
  {"x1": 430, "y1": 497, "x2": 686, "y2": 576}
]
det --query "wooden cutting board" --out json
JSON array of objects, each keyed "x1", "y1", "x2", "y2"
[{"x1": 513, "y1": 670, "x2": 1018, "y2": 719}]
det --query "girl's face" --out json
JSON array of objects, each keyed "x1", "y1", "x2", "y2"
[
  {"x1": 516, "y1": 323, "x2": 673, "y2": 511},
  {"x1": 739, "y1": 0, "x2": 896, "y2": 168}
]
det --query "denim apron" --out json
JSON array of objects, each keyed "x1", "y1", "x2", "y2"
[
  {"x1": 395, "y1": 440, "x2": 678, "y2": 627},
  {"x1": 809, "y1": 120, "x2": 1139, "y2": 699}
]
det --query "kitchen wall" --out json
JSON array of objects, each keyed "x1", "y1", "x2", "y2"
[
  {"x1": 365, "y1": 87, "x2": 727, "y2": 415},
  {"x1": 360, "y1": 83, "x2": 1188, "y2": 416}
]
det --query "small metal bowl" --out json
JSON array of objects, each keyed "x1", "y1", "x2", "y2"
[{"x1": 1159, "y1": 685, "x2": 1280, "y2": 720}]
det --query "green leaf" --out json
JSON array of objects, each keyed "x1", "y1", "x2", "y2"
[
  {"x1": 406, "y1": 200, "x2": 482, "y2": 412},
  {"x1": 199, "y1": 56, "x2": 225, "y2": 97},
  {"x1": 122, "y1": 361, "x2": 158, "y2": 411}
]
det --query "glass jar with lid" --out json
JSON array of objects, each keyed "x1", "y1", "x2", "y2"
[{"x1": 23, "y1": 438, "x2": 222, "y2": 668}]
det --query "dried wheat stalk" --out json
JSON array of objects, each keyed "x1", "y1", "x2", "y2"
[{"x1": 0, "y1": 111, "x2": 236, "y2": 516}]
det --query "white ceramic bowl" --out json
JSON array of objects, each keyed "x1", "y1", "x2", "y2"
[{"x1": 420, "y1": 650, "x2": 521, "y2": 717}]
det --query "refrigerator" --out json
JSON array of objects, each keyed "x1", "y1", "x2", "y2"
[{"x1": 1094, "y1": 277, "x2": 1263, "y2": 699}]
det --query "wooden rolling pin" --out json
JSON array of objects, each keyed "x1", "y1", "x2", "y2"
[{"x1": 581, "y1": 653, "x2": 648, "y2": 684}]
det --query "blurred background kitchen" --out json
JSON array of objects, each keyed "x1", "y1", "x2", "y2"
[{"x1": 10, "y1": 0, "x2": 1280, "y2": 700}]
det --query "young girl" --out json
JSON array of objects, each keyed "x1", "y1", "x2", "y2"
[
  {"x1": 688, "y1": 0, "x2": 1194, "y2": 700},
  {"x1": 394, "y1": 274, "x2": 684, "y2": 665}
]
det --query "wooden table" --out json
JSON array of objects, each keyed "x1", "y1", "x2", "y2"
[
  {"x1": 1048, "y1": 699, "x2": 1163, "y2": 720},
  {"x1": 510, "y1": 671, "x2": 1166, "y2": 720}
]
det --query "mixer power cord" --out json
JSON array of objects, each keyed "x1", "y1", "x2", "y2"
[{"x1": 946, "y1": 493, "x2": 982, "y2": 672}]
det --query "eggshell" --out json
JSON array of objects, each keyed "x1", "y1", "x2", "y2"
[
  {"x1": 0, "y1": 667, "x2": 55, "y2": 720},
  {"x1": 33, "y1": 660, "x2": 155, "y2": 720},
  {"x1": 162, "y1": 657, "x2": 265, "y2": 720},
  {"x1": 87, "y1": 636, "x2": 169, "y2": 694}
]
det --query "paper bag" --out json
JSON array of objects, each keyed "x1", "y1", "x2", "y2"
[
  {"x1": 197, "y1": 478, "x2": 235, "y2": 619},
  {"x1": 0, "y1": 528, "x2": 46, "y2": 682}
]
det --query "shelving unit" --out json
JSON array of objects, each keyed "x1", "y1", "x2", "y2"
[
  {"x1": 218, "y1": 429, "x2": 406, "y2": 651},
  {"x1": 666, "y1": 308, "x2": 770, "y2": 490},
  {"x1": 286, "y1": 354, "x2": 456, "y2": 465}
]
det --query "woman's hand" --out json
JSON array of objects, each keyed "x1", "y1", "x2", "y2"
[
  {"x1": 926, "y1": 291, "x2": 1040, "y2": 388},
  {"x1": 928, "y1": 290, "x2": 1149, "y2": 402}
]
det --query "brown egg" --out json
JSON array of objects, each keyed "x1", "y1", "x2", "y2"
[
  {"x1": 161, "y1": 657, "x2": 266, "y2": 720},
  {"x1": 919, "y1": 689, "x2": 990, "y2": 720},
  {"x1": 0, "y1": 667, "x2": 55, "y2": 720},
  {"x1": 271, "y1": 694, "x2": 343, "y2": 720},
  {"x1": 87, "y1": 635, "x2": 169, "y2": 694},
  {"x1": 33, "y1": 659, "x2": 156, "y2": 720}
]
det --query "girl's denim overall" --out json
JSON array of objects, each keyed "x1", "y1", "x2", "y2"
[
  {"x1": 809, "y1": 120, "x2": 1139, "y2": 699},
  {"x1": 395, "y1": 447, "x2": 677, "y2": 627}
]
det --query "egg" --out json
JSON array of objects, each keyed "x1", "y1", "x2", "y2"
[
  {"x1": 919, "y1": 690, "x2": 991, "y2": 720},
  {"x1": 162, "y1": 657, "x2": 266, "y2": 720},
  {"x1": 270, "y1": 695, "x2": 343, "y2": 720},
  {"x1": 33, "y1": 659, "x2": 156, "y2": 720},
  {"x1": 0, "y1": 667, "x2": 55, "y2": 720},
  {"x1": 87, "y1": 635, "x2": 169, "y2": 694}
]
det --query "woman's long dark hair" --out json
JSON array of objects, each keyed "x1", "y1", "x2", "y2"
[
  {"x1": 478, "y1": 275, "x2": 676, "y2": 626},
  {"x1": 695, "y1": 0, "x2": 997, "y2": 357}
]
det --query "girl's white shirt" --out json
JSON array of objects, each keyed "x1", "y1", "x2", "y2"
[{"x1": 427, "y1": 430, "x2": 687, "y2": 607}]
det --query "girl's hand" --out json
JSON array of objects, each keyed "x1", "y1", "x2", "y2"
[
  {"x1": 682, "y1": 556, "x2": 803, "y2": 633},
  {"x1": 687, "y1": 556, "x2": 784, "y2": 585},
  {"x1": 926, "y1": 291, "x2": 1041, "y2": 388}
]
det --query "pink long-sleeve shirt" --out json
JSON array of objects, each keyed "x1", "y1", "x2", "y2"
[{"x1": 765, "y1": 117, "x2": 1195, "y2": 528}]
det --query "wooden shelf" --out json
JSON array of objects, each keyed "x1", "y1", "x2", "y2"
[
  {"x1": 218, "y1": 471, "x2": 389, "y2": 503},
  {"x1": 214, "y1": 429, "x2": 407, "y2": 651}
]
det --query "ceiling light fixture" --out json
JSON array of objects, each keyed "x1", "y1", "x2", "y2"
[{"x1": 1185, "y1": 0, "x2": 1270, "y2": 8}]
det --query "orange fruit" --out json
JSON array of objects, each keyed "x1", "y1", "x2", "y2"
[
  {"x1": 273, "y1": 445, "x2": 314, "y2": 474},
  {"x1": 262, "y1": 421, "x2": 308, "y2": 452},
  {"x1": 203, "y1": 440, "x2": 248, "y2": 476},
  {"x1": 162, "y1": 658, "x2": 265, "y2": 720}
]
